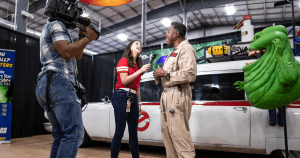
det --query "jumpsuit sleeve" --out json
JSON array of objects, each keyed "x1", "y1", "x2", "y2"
[{"x1": 169, "y1": 45, "x2": 197, "y2": 85}]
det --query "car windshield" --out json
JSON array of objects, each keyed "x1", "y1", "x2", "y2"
[
  {"x1": 140, "y1": 72, "x2": 245, "y2": 102},
  {"x1": 191, "y1": 73, "x2": 245, "y2": 101},
  {"x1": 140, "y1": 80, "x2": 163, "y2": 102}
]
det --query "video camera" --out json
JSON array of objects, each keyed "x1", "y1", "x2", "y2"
[{"x1": 45, "y1": 0, "x2": 100, "y2": 39}]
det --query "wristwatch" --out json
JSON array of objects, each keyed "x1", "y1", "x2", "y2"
[
  {"x1": 79, "y1": 34, "x2": 92, "y2": 42},
  {"x1": 166, "y1": 72, "x2": 170, "y2": 78},
  {"x1": 83, "y1": 35, "x2": 92, "y2": 42}
]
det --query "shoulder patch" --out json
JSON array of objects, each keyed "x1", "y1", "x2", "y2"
[{"x1": 170, "y1": 53, "x2": 178, "y2": 57}]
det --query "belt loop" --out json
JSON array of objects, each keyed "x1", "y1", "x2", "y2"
[{"x1": 178, "y1": 84, "x2": 183, "y2": 96}]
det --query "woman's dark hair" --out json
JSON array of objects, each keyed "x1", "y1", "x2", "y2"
[
  {"x1": 171, "y1": 22, "x2": 186, "y2": 38},
  {"x1": 115, "y1": 40, "x2": 143, "y2": 76}
]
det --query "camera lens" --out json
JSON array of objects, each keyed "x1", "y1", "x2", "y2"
[{"x1": 78, "y1": 17, "x2": 90, "y2": 26}]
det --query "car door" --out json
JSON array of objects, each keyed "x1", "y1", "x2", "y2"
[
  {"x1": 189, "y1": 73, "x2": 251, "y2": 146},
  {"x1": 82, "y1": 102, "x2": 112, "y2": 138}
]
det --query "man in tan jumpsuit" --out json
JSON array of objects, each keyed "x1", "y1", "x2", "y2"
[{"x1": 153, "y1": 22, "x2": 197, "y2": 158}]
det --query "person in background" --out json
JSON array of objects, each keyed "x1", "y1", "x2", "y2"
[
  {"x1": 202, "y1": 87, "x2": 222, "y2": 100},
  {"x1": 269, "y1": 107, "x2": 284, "y2": 127},
  {"x1": 111, "y1": 40, "x2": 151, "y2": 158}
]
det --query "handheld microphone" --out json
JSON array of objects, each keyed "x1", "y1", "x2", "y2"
[{"x1": 148, "y1": 54, "x2": 157, "y2": 64}]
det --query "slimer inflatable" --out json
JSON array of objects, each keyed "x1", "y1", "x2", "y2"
[
  {"x1": 234, "y1": 25, "x2": 300, "y2": 109},
  {"x1": 0, "y1": 85, "x2": 9, "y2": 103}
]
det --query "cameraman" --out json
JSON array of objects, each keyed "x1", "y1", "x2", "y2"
[{"x1": 35, "y1": 2, "x2": 98, "y2": 158}]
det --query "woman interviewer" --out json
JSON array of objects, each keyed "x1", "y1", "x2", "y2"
[{"x1": 111, "y1": 40, "x2": 151, "y2": 158}]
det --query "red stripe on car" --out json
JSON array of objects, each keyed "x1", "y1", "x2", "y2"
[{"x1": 141, "y1": 100, "x2": 300, "y2": 108}]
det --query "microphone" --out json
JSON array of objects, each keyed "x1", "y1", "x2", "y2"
[{"x1": 148, "y1": 54, "x2": 157, "y2": 64}]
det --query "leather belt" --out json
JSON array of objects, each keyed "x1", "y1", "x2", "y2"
[
  {"x1": 163, "y1": 87, "x2": 179, "y2": 92},
  {"x1": 119, "y1": 88, "x2": 137, "y2": 94}
]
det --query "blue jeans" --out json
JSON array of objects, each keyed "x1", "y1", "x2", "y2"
[
  {"x1": 35, "y1": 72, "x2": 84, "y2": 158},
  {"x1": 110, "y1": 89, "x2": 140, "y2": 158},
  {"x1": 269, "y1": 107, "x2": 284, "y2": 127}
]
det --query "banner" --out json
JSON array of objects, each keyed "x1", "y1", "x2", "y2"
[
  {"x1": 141, "y1": 39, "x2": 232, "y2": 71},
  {"x1": 0, "y1": 49, "x2": 15, "y2": 144}
]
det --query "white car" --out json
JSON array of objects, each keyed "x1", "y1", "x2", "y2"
[{"x1": 44, "y1": 56, "x2": 300, "y2": 157}]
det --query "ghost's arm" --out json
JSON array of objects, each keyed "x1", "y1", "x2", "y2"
[{"x1": 272, "y1": 38, "x2": 298, "y2": 84}]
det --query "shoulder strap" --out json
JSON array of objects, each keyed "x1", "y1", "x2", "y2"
[{"x1": 46, "y1": 71, "x2": 54, "y2": 112}]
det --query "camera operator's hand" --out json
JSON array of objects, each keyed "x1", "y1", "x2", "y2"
[
  {"x1": 79, "y1": 24, "x2": 86, "y2": 36},
  {"x1": 86, "y1": 26, "x2": 98, "y2": 41}
]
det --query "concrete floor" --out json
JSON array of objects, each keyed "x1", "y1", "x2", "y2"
[
  {"x1": 0, "y1": 134, "x2": 165, "y2": 158},
  {"x1": 0, "y1": 134, "x2": 275, "y2": 158}
]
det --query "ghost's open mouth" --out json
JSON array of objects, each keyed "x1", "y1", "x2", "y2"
[
  {"x1": 249, "y1": 49, "x2": 266, "y2": 58},
  {"x1": 246, "y1": 48, "x2": 266, "y2": 65}
]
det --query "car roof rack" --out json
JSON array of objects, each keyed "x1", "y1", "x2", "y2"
[{"x1": 196, "y1": 41, "x2": 257, "y2": 63}]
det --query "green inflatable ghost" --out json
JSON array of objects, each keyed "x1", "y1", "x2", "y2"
[
  {"x1": 234, "y1": 25, "x2": 300, "y2": 109},
  {"x1": 0, "y1": 85, "x2": 9, "y2": 103}
]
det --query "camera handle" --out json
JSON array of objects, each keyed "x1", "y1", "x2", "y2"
[
  {"x1": 77, "y1": 23, "x2": 86, "y2": 31},
  {"x1": 77, "y1": 23, "x2": 100, "y2": 41}
]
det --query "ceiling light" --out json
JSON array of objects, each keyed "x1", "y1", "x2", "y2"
[
  {"x1": 117, "y1": 33, "x2": 128, "y2": 41},
  {"x1": 225, "y1": 4, "x2": 235, "y2": 15},
  {"x1": 81, "y1": 13, "x2": 89, "y2": 17},
  {"x1": 161, "y1": 18, "x2": 171, "y2": 27}
]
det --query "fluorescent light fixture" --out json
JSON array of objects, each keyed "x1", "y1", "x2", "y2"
[
  {"x1": 161, "y1": 18, "x2": 171, "y2": 27},
  {"x1": 117, "y1": 33, "x2": 128, "y2": 41},
  {"x1": 35, "y1": 32, "x2": 41, "y2": 36},
  {"x1": 81, "y1": 13, "x2": 89, "y2": 17},
  {"x1": 83, "y1": 49, "x2": 98, "y2": 56},
  {"x1": 225, "y1": 4, "x2": 235, "y2": 15},
  {"x1": 27, "y1": 29, "x2": 41, "y2": 37}
]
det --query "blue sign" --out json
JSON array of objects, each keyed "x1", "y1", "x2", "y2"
[
  {"x1": 0, "y1": 49, "x2": 15, "y2": 143},
  {"x1": 0, "y1": 103, "x2": 12, "y2": 143},
  {"x1": 156, "y1": 55, "x2": 168, "y2": 64}
]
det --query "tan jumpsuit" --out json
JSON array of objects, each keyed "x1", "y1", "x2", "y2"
[{"x1": 160, "y1": 40, "x2": 197, "y2": 158}]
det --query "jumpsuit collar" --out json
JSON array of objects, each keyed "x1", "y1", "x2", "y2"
[
  {"x1": 165, "y1": 40, "x2": 189, "y2": 63},
  {"x1": 174, "y1": 40, "x2": 189, "y2": 51}
]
